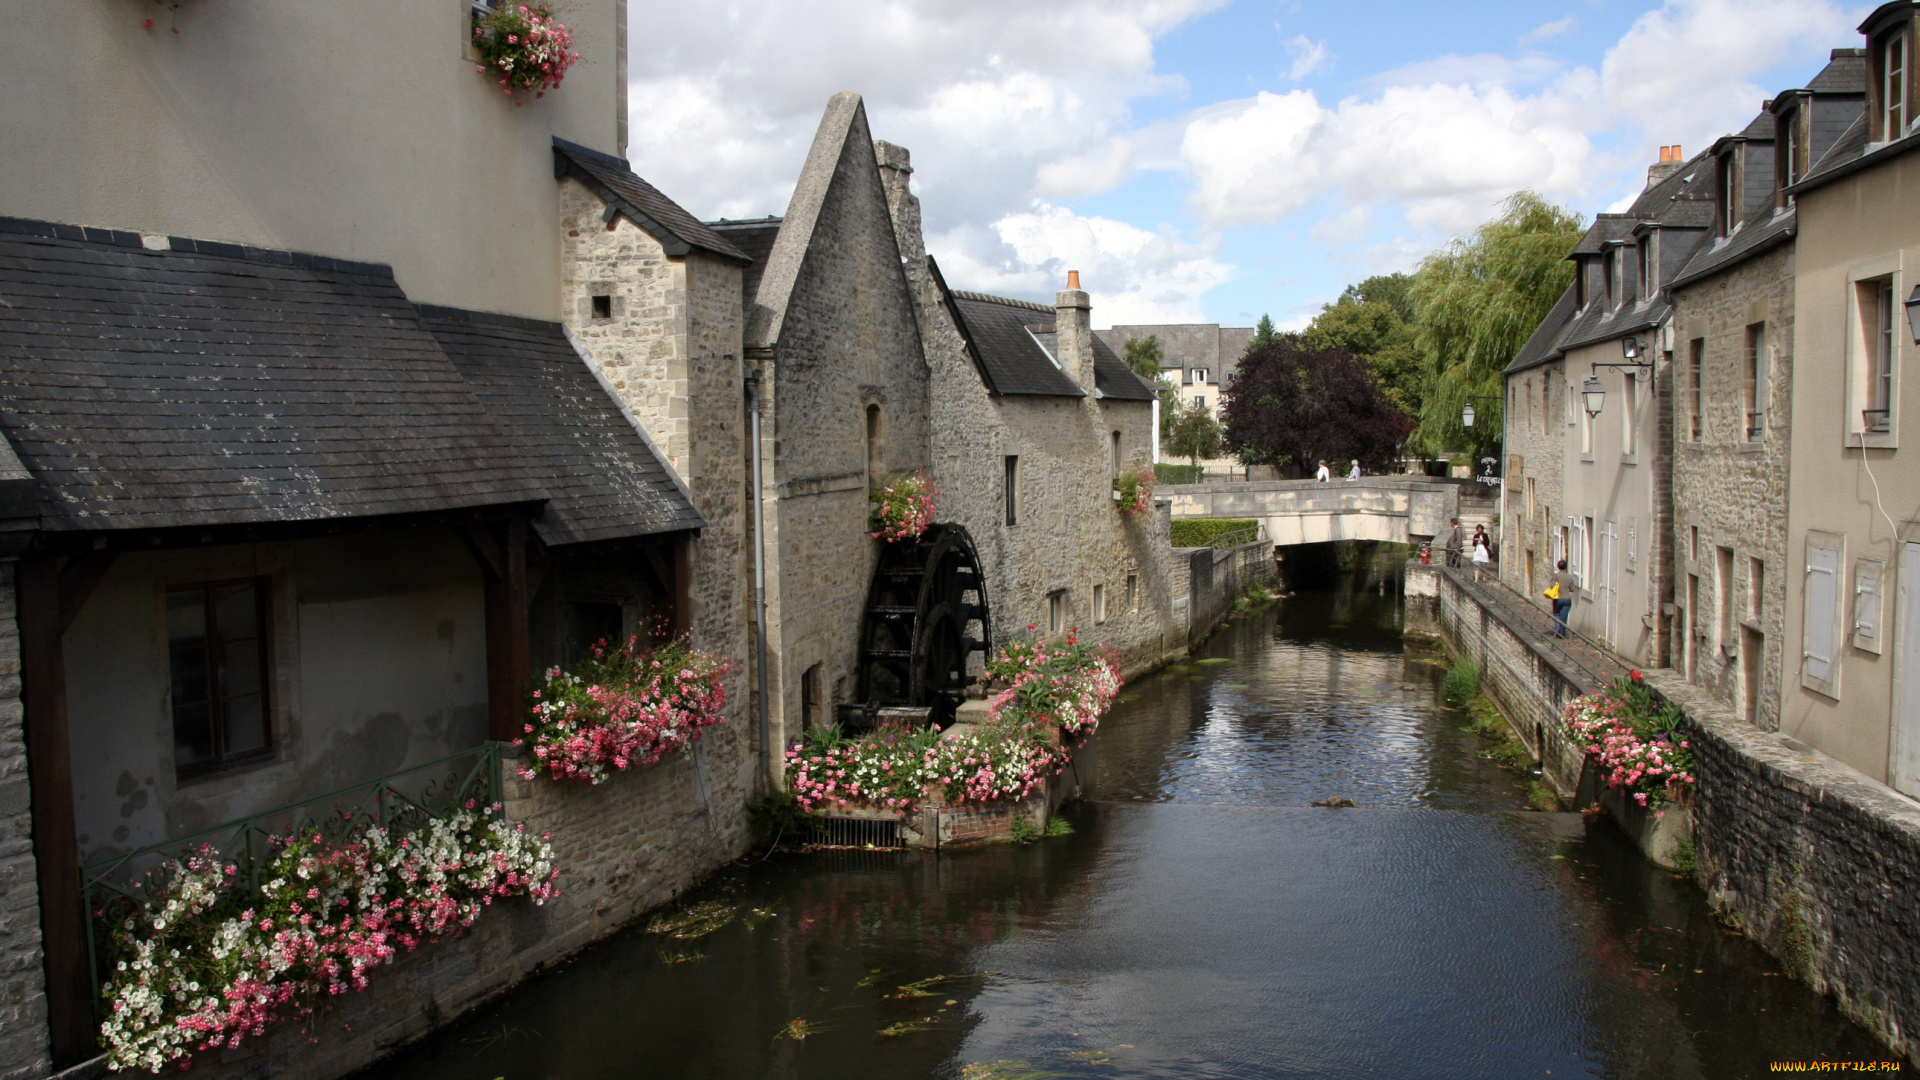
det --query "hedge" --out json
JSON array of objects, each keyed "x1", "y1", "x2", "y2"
[{"x1": 1169, "y1": 518, "x2": 1258, "y2": 548}]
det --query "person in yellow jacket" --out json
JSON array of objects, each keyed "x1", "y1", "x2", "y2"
[{"x1": 1545, "y1": 559, "x2": 1576, "y2": 638}]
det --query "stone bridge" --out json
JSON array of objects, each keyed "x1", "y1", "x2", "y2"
[{"x1": 1161, "y1": 478, "x2": 1461, "y2": 547}]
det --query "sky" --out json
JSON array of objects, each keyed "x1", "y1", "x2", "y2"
[{"x1": 622, "y1": 0, "x2": 1869, "y2": 330}]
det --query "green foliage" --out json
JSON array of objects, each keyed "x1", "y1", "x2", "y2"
[
  {"x1": 1303, "y1": 272, "x2": 1424, "y2": 419},
  {"x1": 747, "y1": 791, "x2": 816, "y2": 845},
  {"x1": 1155, "y1": 463, "x2": 1202, "y2": 485},
  {"x1": 1443, "y1": 660, "x2": 1481, "y2": 705},
  {"x1": 1008, "y1": 816, "x2": 1039, "y2": 843},
  {"x1": 1166, "y1": 399, "x2": 1224, "y2": 470},
  {"x1": 1246, "y1": 313, "x2": 1281, "y2": 354},
  {"x1": 1170, "y1": 518, "x2": 1257, "y2": 548},
  {"x1": 1123, "y1": 335, "x2": 1164, "y2": 378},
  {"x1": 1409, "y1": 191, "x2": 1585, "y2": 456},
  {"x1": 1672, "y1": 835, "x2": 1697, "y2": 875},
  {"x1": 1528, "y1": 781, "x2": 1560, "y2": 812},
  {"x1": 1044, "y1": 815, "x2": 1073, "y2": 837}
]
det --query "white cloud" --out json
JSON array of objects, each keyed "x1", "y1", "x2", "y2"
[
  {"x1": 929, "y1": 203, "x2": 1233, "y2": 325},
  {"x1": 1284, "y1": 35, "x2": 1330, "y2": 81},
  {"x1": 1521, "y1": 16, "x2": 1578, "y2": 46}
]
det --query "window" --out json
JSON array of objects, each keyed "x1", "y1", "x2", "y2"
[
  {"x1": 1689, "y1": 525, "x2": 1700, "y2": 563},
  {"x1": 1854, "y1": 558, "x2": 1885, "y2": 654},
  {"x1": 1719, "y1": 154, "x2": 1737, "y2": 235},
  {"x1": 801, "y1": 663, "x2": 824, "y2": 732},
  {"x1": 1627, "y1": 519, "x2": 1638, "y2": 571},
  {"x1": 1575, "y1": 259, "x2": 1589, "y2": 310},
  {"x1": 1003, "y1": 455, "x2": 1019, "y2": 526},
  {"x1": 169, "y1": 579, "x2": 272, "y2": 775},
  {"x1": 1885, "y1": 31, "x2": 1907, "y2": 139},
  {"x1": 1126, "y1": 573, "x2": 1139, "y2": 613},
  {"x1": 1579, "y1": 385, "x2": 1594, "y2": 456},
  {"x1": 1688, "y1": 338, "x2": 1705, "y2": 441},
  {"x1": 1639, "y1": 236, "x2": 1657, "y2": 300},
  {"x1": 1110, "y1": 431, "x2": 1122, "y2": 476},
  {"x1": 1047, "y1": 590, "x2": 1067, "y2": 635},
  {"x1": 1565, "y1": 378, "x2": 1576, "y2": 426},
  {"x1": 566, "y1": 600, "x2": 623, "y2": 661},
  {"x1": 1866, "y1": 278, "x2": 1896, "y2": 433},
  {"x1": 1524, "y1": 477, "x2": 1536, "y2": 520},
  {"x1": 1094, "y1": 583, "x2": 1108, "y2": 624},
  {"x1": 1193, "y1": 368, "x2": 1212, "y2": 384},
  {"x1": 1748, "y1": 556, "x2": 1765, "y2": 621},
  {"x1": 1568, "y1": 516, "x2": 1588, "y2": 589},
  {"x1": 865, "y1": 405, "x2": 883, "y2": 478},
  {"x1": 1783, "y1": 109, "x2": 1802, "y2": 190},
  {"x1": 1194, "y1": 396, "x2": 1207, "y2": 410},
  {"x1": 1603, "y1": 250, "x2": 1618, "y2": 310},
  {"x1": 1744, "y1": 323, "x2": 1768, "y2": 441},
  {"x1": 1621, "y1": 371, "x2": 1639, "y2": 453},
  {"x1": 1715, "y1": 546, "x2": 1736, "y2": 649},
  {"x1": 590, "y1": 294, "x2": 612, "y2": 319},
  {"x1": 1803, "y1": 533, "x2": 1844, "y2": 696}
]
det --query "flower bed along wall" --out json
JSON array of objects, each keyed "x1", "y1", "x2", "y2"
[
  {"x1": 520, "y1": 636, "x2": 732, "y2": 785},
  {"x1": 1563, "y1": 671, "x2": 1697, "y2": 810}
]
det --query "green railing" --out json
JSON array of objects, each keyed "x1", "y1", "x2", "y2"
[{"x1": 79, "y1": 742, "x2": 501, "y2": 1016}]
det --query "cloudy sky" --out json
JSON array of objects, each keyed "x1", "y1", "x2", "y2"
[{"x1": 623, "y1": 0, "x2": 1865, "y2": 330}]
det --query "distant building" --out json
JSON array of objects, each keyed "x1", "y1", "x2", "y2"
[{"x1": 1094, "y1": 324, "x2": 1254, "y2": 419}]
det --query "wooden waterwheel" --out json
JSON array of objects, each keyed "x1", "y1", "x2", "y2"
[{"x1": 852, "y1": 524, "x2": 991, "y2": 730}]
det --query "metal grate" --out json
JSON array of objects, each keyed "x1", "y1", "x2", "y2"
[{"x1": 812, "y1": 816, "x2": 906, "y2": 849}]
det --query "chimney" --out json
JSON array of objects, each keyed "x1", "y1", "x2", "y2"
[
  {"x1": 1055, "y1": 271, "x2": 1095, "y2": 390},
  {"x1": 1646, "y1": 144, "x2": 1684, "y2": 189}
]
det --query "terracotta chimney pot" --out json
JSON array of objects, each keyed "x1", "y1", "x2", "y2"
[{"x1": 1067, "y1": 270, "x2": 1080, "y2": 290}]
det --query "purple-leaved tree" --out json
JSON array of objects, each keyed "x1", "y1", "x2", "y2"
[{"x1": 1222, "y1": 336, "x2": 1411, "y2": 475}]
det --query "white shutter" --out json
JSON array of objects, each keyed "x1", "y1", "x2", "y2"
[
  {"x1": 1804, "y1": 539, "x2": 1841, "y2": 689},
  {"x1": 1855, "y1": 558, "x2": 1885, "y2": 653}
]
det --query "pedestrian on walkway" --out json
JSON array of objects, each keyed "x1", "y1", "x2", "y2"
[
  {"x1": 1445, "y1": 518, "x2": 1463, "y2": 568},
  {"x1": 1315, "y1": 459, "x2": 1331, "y2": 482},
  {"x1": 1347, "y1": 459, "x2": 1361, "y2": 480},
  {"x1": 1550, "y1": 559, "x2": 1576, "y2": 638},
  {"x1": 1470, "y1": 525, "x2": 1492, "y2": 581}
]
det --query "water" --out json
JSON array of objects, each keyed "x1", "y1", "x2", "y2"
[{"x1": 357, "y1": 547, "x2": 1885, "y2": 1080}]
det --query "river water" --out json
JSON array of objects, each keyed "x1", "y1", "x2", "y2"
[{"x1": 358, "y1": 547, "x2": 1884, "y2": 1080}]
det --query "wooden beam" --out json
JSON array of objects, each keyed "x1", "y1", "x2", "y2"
[
  {"x1": 19, "y1": 557, "x2": 94, "y2": 1067},
  {"x1": 481, "y1": 519, "x2": 533, "y2": 742},
  {"x1": 460, "y1": 523, "x2": 506, "y2": 582}
]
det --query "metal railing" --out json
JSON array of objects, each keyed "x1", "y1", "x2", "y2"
[
  {"x1": 1434, "y1": 564, "x2": 1633, "y2": 693},
  {"x1": 80, "y1": 742, "x2": 501, "y2": 1014}
]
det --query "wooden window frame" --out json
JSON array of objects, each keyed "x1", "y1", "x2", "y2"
[{"x1": 168, "y1": 576, "x2": 275, "y2": 780}]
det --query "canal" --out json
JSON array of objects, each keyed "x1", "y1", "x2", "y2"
[{"x1": 358, "y1": 546, "x2": 1883, "y2": 1080}]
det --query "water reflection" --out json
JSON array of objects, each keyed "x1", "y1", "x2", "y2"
[{"x1": 355, "y1": 543, "x2": 1882, "y2": 1080}]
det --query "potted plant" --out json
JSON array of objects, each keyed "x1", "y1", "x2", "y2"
[{"x1": 473, "y1": 4, "x2": 580, "y2": 100}]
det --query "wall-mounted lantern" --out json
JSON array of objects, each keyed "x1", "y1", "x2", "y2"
[
  {"x1": 1582, "y1": 374, "x2": 1607, "y2": 418},
  {"x1": 1461, "y1": 403, "x2": 1476, "y2": 428},
  {"x1": 1621, "y1": 336, "x2": 1644, "y2": 360}
]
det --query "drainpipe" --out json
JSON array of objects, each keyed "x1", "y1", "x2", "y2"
[{"x1": 745, "y1": 366, "x2": 772, "y2": 792}]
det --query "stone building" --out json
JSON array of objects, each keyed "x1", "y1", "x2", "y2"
[
  {"x1": 1777, "y1": 1, "x2": 1920, "y2": 793},
  {"x1": 1094, "y1": 323, "x2": 1254, "y2": 421},
  {"x1": 1501, "y1": 146, "x2": 1722, "y2": 664},
  {"x1": 1664, "y1": 51, "x2": 1864, "y2": 732}
]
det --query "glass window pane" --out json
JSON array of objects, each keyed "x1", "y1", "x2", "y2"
[
  {"x1": 214, "y1": 582, "x2": 258, "y2": 640},
  {"x1": 170, "y1": 644, "x2": 209, "y2": 710},
  {"x1": 167, "y1": 589, "x2": 206, "y2": 649},
  {"x1": 219, "y1": 639, "x2": 262, "y2": 699},
  {"x1": 221, "y1": 695, "x2": 267, "y2": 755},
  {"x1": 173, "y1": 704, "x2": 213, "y2": 767}
]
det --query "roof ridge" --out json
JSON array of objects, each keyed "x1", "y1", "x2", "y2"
[
  {"x1": 951, "y1": 289, "x2": 1053, "y2": 313},
  {"x1": 0, "y1": 216, "x2": 396, "y2": 278},
  {"x1": 414, "y1": 303, "x2": 562, "y2": 334},
  {"x1": 707, "y1": 216, "x2": 784, "y2": 228}
]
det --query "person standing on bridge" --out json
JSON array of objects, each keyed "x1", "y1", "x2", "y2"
[
  {"x1": 1550, "y1": 559, "x2": 1576, "y2": 638},
  {"x1": 1347, "y1": 459, "x2": 1361, "y2": 480},
  {"x1": 1471, "y1": 524, "x2": 1492, "y2": 581},
  {"x1": 1445, "y1": 518, "x2": 1463, "y2": 568},
  {"x1": 1315, "y1": 459, "x2": 1331, "y2": 482}
]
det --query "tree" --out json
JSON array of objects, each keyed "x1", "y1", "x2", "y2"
[
  {"x1": 1408, "y1": 191, "x2": 1585, "y2": 456},
  {"x1": 1166, "y1": 399, "x2": 1224, "y2": 472},
  {"x1": 1303, "y1": 272, "x2": 1422, "y2": 418},
  {"x1": 1246, "y1": 313, "x2": 1281, "y2": 354},
  {"x1": 1221, "y1": 336, "x2": 1411, "y2": 474},
  {"x1": 1122, "y1": 335, "x2": 1163, "y2": 378}
]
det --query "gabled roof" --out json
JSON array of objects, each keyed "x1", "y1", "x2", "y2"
[
  {"x1": 0, "y1": 221, "x2": 544, "y2": 531},
  {"x1": 946, "y1": 292, "x2": 1083, "y2": 397},
  {"x1": 552, "y1": 138, "x2": 750, "y2": 265},
  {"x1": 1789, "y1": 111, "x2": 1920, "y2": 195},
  {"x1": 420, "y1": 307, "x2": 702, "y2": 545},
  {"x1": 1090, "y1": 336, "x2": 1158, "y2": 401},
  {"x1": 1668, "y1": 207, "x2": 1796, "y2": 290},
  {"x1": 1809, "y1": 49, "x2": 1867, "y2": 93}
]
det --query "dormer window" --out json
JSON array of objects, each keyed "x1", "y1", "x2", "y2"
[
  {"x1": 1884, "y1": 30, "x2": 1907, "y2": 139},
  {"x1": 1639, "y1": 233, "x2": 1659, "y2": 300},
  {"x1": 1718, "y1": 154, "x2": 1737, "y2": 236},
  {"x1": 1783, "y1": 110, "x2": 1802, "y2": 187},
  {"x1": 1604, "y1": 249, "x2": 1619, "y2": 310},
  {"x1": 1575, "y1": 258, "x2": 1589, "y2": 310}
]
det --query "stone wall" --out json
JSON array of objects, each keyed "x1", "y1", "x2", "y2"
[
  {"x1": 1500, "y1": 359, "x2": 1567, "y2": 603},
  {"x1": 0, "y1": 565, "x2": 49, "y2": 1080},
  {"x1": 1179, "y1": 541, "x2": 1277, "y2": 649},
  {"x1": 1643, "y1": 669, "x2": 1920, "y2": 1064},
  {"x1": 1667, "y1": 242, "x2": 1794, "y2": 731},
  {"x1": 875, "y1": 141, "x2": 1182, "y2": 680},
  {"x1": 162, "y1": 739, "x2": 751, "y2": 1080}
]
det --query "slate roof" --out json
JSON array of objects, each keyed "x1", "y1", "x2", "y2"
[
  {"x1": 707, "y1": 218, "x2": 783, "y2": 311},
  {"x1": 1667, "y1": 206, "x2": 1797, "y2": 290},
  {"x1": 420, "y1": 307, "x2": 702, "y2": 545},
  {"x1": 1809, "y1": 50, "x2": 1867, "y2": 93},
  {"x1": 0, "y1": 221, "x2": 546, "y2": 532},
  {"x1": 1789, "y1": 112, "x2": 1920, "y2": 195},
  {"x1": 945, "y1": 292, "x2": 1083, "y2": 397},
  {"x1": 1090, "y1": 335, "x2": 1157, "y2": 401},
  {"x1": 553, "y1": 139, "x2": 750, "y2": 265}
]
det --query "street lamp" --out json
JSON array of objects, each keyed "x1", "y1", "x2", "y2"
[
  {"x1": 1461, "y1": 403, "x2": 1476, "y2": 428},
  {"x1": 1621, "y1": 336, "x2": 1644, "y2": 360},
  {"x1": 1905, "y1": 283, "x2": 1920, "y2": 343},
  {"x1": 1582, "y1": 374, "x2": 1606, "y2": 418}
]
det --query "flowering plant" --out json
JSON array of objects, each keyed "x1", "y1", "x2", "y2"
[
  {"x1": 1563, "y1": 671, "x2": 1696, "y2": 809},
  {"x1": 520, "y1": 637, "x2": 732, "y2": 785},
  {"x1": 869, "y1": 471, "x2": 936, "y2": 542},
  {"x1": 472, "y1": 4, "x2": 579, "y2": 100},
  {"x1": 99, "y1": 805, "x2": 556, "y2": 1073},
  {"x1": 785, "y1": 630, "x2": 1120, "y2": 813},
  {"x1": 1113, "y1": 468, "x2": 1154, "y2": 516}
]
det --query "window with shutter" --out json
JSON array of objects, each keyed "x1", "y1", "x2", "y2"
[
  {"x1": 1854, "y1": 558, "x2": 1885, "y2": 654},
  {"x1": 1803, "y1": 535, "x2": 1843, "y2": 696}
]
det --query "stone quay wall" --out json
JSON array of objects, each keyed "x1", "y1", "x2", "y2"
[
  {"x1": 0, "y1": 566, "x2": 49, "y2": 1080},
  {"x1": 116, "y1": 733, "x2": 753, "y2": 1080},
  {"x1": 1180, "y1": 540, "x2": 1277, "y2": 650},
  {"x1": 1643, "y1": 669, "x2": 1920, "y2": 1064}
]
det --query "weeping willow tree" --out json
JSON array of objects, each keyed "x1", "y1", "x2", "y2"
[{"x1": 1409, "y1": 191, "x2": 1585, "y2": 456}]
